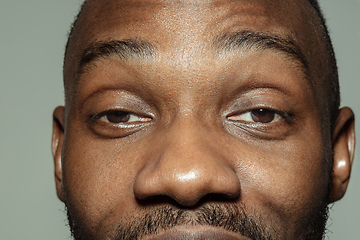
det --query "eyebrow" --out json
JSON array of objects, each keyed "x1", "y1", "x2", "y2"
[
  {"x1": 78, "y1": 38, "x2": 155, "y2": 74},
  {"x1": 76, "y1": 31, "x2": 311, "y2": 88},
  {"x1": 215, "y1": 30, "x2": 310, "y2": 81}
]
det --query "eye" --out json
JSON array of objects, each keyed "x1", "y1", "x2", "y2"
[
  {"x1": 227, "y1": 108, "x2": 282, "y2": 123},
  {"x1": 97, "y1": 111, "x2": 151, "y2": 124}
]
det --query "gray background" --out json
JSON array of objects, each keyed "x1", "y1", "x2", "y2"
[{"x1": 0, "y1": 0, "x2": 359, "y2": 239}]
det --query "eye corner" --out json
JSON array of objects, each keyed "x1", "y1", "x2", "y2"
[{"x1": 282, "y1": 111, "x2": 296, "y2": 122}]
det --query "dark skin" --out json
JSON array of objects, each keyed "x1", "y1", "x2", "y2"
[{"x1": 52, "y1": 0, "x2": 355, "y2": 239}]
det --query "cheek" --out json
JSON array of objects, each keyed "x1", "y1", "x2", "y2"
[
  {"x1": 234, "y1": 128, "x2": 329, "y2": 231},
  {"x1": 62, "y1": 129, "x2": 141, "y2": 231}
]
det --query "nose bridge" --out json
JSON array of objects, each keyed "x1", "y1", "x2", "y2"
[
  {"x1": 165, "y1": 113, "x2": 212, "y2": 163},
  {"x1": 134, "y1": 113, "x2": 241, "y2": 206},
  {"x1": 161, "y1": 115, "x2": 219, "y2": 180}
]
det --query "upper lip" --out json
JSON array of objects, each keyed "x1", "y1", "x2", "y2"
[{"x1": 143, "y1": 226, "x2": 251, "y2": 240}]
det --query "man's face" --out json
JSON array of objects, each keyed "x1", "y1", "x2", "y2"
[{"x1": 55, "y1": 0, "x2": 337, "y2": 239}]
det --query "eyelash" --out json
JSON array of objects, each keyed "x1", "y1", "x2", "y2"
[
  {"x1": 90, "y1": 110, "x2": 152, "y2": 125},
  {"x1": 227, "y1": 108, "x2": 294, "y2": 124},
  {"x1": 87, "y1": 107, "x2": 294, "y2": 140},
  {"x1": 91, "y1": 108, "x2": 293, "y2": 123}
]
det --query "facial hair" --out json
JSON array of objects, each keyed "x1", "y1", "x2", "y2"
[{"x1": 65, "y1": 200, "x2": 329, "y2": 240}]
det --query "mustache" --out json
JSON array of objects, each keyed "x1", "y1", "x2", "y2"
[{"x1": 114, "y1": 203, "x2": 275, "y2": 240}]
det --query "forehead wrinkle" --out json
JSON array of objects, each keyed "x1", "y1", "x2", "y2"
[{"x1": 214, "y1": 30, "x2": 313, "y2": 90}]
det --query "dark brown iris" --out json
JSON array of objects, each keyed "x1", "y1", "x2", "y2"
[
  {"x1": 106, "y1": 111, "x2": 130, "y2": 123},
  {"x1": 251, "y1": 109, "x2": 275, "y2": 123}
]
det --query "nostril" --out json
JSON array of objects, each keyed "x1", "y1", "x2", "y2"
[
  {"x1": 136, "y1": 194, "x2": 185, "y2": 207},
  {"x1": 171, "y1": 192, "x2": 241, "y2": 208},
  {"x1": 134, "y1": 164, "x2": 241, "y2": 207},
  {"x1": 198, "y1": 192, "x2": 241, "y2": 205},
  {"x1": 136, "y1": 192, "x2": 240, "y2": 209}
]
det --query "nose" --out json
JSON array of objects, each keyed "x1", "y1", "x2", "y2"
[{"x1": 133, "y1": 115, "x2": 241, "y2": 207}]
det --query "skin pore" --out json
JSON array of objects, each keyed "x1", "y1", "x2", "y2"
[{"x1": 52, "y1": 0, "x2": 355, "y2": 239}]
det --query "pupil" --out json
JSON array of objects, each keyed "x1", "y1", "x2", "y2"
[
  {"x1": 106, "y1": 111, "x2": 130, "y2": 123},
  {"x1": 251, "y1": 109, "x2": 275, "y2": 123},
  {"x1": 257, "y1": 109, "x2": 267, "y2": 116}
]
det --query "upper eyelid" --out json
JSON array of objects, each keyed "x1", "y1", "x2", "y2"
[
  {"x1": 227, "y1": 108, "x2": 294, "y2": 122},
  {"x1": 223, "y1": 89, "x2": 294, "y2": 114},
  {"x1": 226, "y1": 107, "x2": 278, "y2": 117},
  {"x1": 79, "y1": 88, "x2": 158, "y2": 117},
  {"x1": 91, "y1": 109, "x2": 152, "y2": 119},
  {"x1": 91, "y1": 110, "x2": 153, "y2": 124}
]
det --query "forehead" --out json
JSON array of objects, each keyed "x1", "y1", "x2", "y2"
[
  {"x1": 65, "y1": 0, "x2": 322, "y2": 79},
  {"x1": 80, "y1": 0, "x2": 314, "y2": 44},
  {"x1": 64, "y1": 0, "x2": 325, "y2": 103}
]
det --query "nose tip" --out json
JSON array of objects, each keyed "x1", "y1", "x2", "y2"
[
  {"x1": 133, "y1": 144, "x2": 241, "y2": 207},
  {"x1": 172, "y1": 169, "x2": 241, "y2": 206}
]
